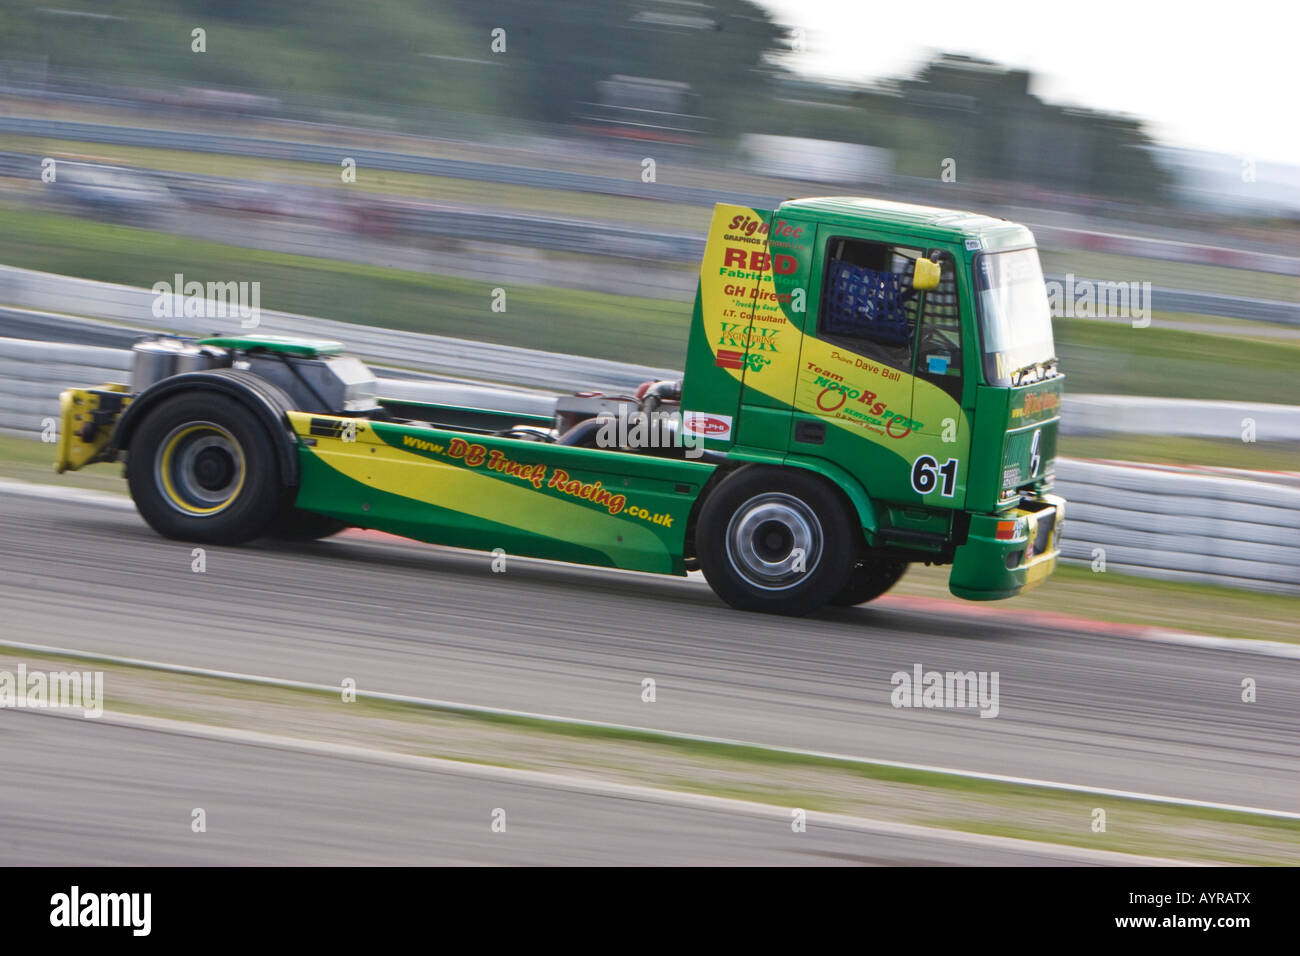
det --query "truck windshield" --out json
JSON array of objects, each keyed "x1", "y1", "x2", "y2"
[{"x1": 974, "y1": 249, "x2": 1056, "y2": 386}]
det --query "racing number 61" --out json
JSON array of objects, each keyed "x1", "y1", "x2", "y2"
[{"x1": 911, "y1": 455, "x2": 959, "y2": 497}]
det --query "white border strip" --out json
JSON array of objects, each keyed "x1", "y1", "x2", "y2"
[
  {"x1": 3, "y1": 637, "x2": 1298, "y2": 822},
  {"x1": 14, "y1": 706, "x2": 1192, "y2": 866},
  {"x1": 0, "y1": 477, "x2": 131, "y2": 508}
]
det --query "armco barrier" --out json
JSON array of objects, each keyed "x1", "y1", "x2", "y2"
[
  {"x1": 0, "y1": 266, "x2": 675, "y2": 394},
  {"x1": 1053, "y1": 458, "x2": 1300, "y2": 594},
  {"x1": 2, "y1": 335, "x2": 1296, "y2": 595}
]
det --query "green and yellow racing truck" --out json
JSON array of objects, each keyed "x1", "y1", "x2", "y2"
[{"x1": 55, "y1": 197, "x2": 1064, "y2": 615}]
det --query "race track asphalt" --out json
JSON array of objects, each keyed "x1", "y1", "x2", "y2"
[{"x1": 1, "y1": 488, "x2": 1296, "y2": 827}]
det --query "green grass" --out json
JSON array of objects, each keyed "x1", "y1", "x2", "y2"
[
  {"x1": 1, "y1": 133, "x2": 714, "y2": 231},
  {"x1": 0, "y1": 432, "x2": 125, "y2": 492},
  {"x1": 896, "y1": 561, "x2": 1300, "y2": 644},
  {"x1": 1054, "y1": 317, "x2": 1300, "y2": 403},
  {"x1": 0, "y1": 205, "x2": 691, "y2": 368},
  {"x1": 1061, "y1": 433, "x2": 1300, "y2": 471},
  {"x1": 1039, "y1": 247, "x2": 1300, "y2": 303}
]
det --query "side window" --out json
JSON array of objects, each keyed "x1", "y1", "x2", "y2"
[
  {"x1": 914, "y1": 250, "x2": 963, "y2": 400},
  {"x1": 818, "y1": 238, "x2": 923, "y2": 373}
]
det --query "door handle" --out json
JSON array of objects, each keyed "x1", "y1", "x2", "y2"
[{"x1": 794, "y1": 420, "x2": 825, "y2": 444}]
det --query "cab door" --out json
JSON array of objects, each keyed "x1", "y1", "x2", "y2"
[
  {"x1": 907, "y1": 248, "x2": 971, "y2": 508},
  {"x1": 789, "y1": 226, "x2": 924, "y2": 502}
]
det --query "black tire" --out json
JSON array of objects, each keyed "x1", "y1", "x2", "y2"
[
  {"x1": 696, "y1": 466, "x2": 857, "y2": 615},
  {"x1": 829, "y1": 554, "x2": 908, "y2": 606},
  {"x1": 126, "y1": 392, "x2": 284, "y2": 545},
  {"x1": 268, "y1": 508, "x2": 348, "y2": 541}
]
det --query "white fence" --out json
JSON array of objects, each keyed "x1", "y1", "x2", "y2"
[{"x1": 3, "y1": 335, "x2": 1296, "y2": 595}]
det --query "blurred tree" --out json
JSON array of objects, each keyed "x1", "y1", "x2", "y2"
[
  {"x1": 895, "y1": 55, "x2": 1173, "y2": 200},
  {"x1": 444, "y1": 0, "x2": 784, "y2": 136}
]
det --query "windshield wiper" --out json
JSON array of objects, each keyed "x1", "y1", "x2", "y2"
[{"x1": 1008, "y1": 357, "x2": 1058, "y2": 386}]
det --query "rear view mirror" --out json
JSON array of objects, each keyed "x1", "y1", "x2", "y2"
[{"x1": 912, "y1": 257, "x2": 941, "y2": 291}]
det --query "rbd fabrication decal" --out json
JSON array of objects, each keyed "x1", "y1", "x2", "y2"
[{"x1": 682, "y1": 411, "x2": 733, "y2": 441}]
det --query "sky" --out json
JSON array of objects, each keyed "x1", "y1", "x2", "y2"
[{"x1": 755, "y1": 0, "x2": 1299, "y2": 167}]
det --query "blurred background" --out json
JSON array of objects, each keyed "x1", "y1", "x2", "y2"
[
  {"x1": 0, "y1": 0, "x2": 1297, "y2": 596},
  {"x1": 0, "y1": 0, "x2": 1298, "y2": 867}
]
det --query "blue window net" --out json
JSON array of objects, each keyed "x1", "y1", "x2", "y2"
[{"x1": 823, "y1": 260, "x2": 913, "y2": 346}]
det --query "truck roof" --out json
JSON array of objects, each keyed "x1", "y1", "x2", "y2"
[{"x1": 776, "y1": 196, "x2": 1034, "y2": 251}]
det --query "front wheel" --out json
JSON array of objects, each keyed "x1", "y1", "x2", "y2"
[
  {"x1": 696, "y1": 467, "x2": 856, "y2": 615},
  {"x1": 267, "y1": 508, "x2": 348, "y2": 541},
  {"x1": 829, "y1": 555, "x2": 908, "y2": 606},
  {"x1": 126, "y1": 393, "x2": 285, "y2": 544}
]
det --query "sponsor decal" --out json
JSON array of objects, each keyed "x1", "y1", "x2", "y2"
[
  {"x1": 310, "y1": 417, "x2": 349, "y2": 438},
  {"x1": 726, "y1": 213, "x2": 769, "y2": 238},
  {"x1": 717, "y1": 349, "x2": 772, "y2": 373},
  {"x1": 720, "y1": 247, "x2": 797, "y2": 275},
  {"x1": 1011, "y1": 390, "x2": 1061, "y2": 419},
  {"x1": 807, "y1": 373, "x2": 921, "y2": 437},
  {"x1": 545, "y1": 468, "x2": 627, "y2": 516},
  {"x1": 404, "y1": 435, "x2": 660, "y2": 519},
  {"x1": 722, "y1": 284, "x2": 795, "y2": 307},
  {"x1": 717, "y1": 322, "x2": 780, "y2": 352},
  {"x1": 682, "y1": 411, "x2": 733, "y2": 440},
  {"x1": 715, "y1": 349, "x2": 745, "y2": 370}
]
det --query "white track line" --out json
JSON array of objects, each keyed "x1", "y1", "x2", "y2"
[
  {"x1": 13, "y1": 707, "x2": 1198, "y2": 866},
  {"x1": 0, "y1": 477, "x2": 131, "y2": 508},
  {"x1": 3, "y1": 637, "x2": 1299, "y2": 822}
]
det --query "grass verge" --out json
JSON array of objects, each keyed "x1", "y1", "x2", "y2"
[
  {"x1": 893, "y1": 562, "x2": 1300, "y2": 644},
  {"x1": 1060, "y1": 434, "x2": 1300, "y2": 472},
  {"x1": 0, "y1": 205, "x2": 691, "y2": 368},
  {"x1": 0, "y1": 432, "x2": 126, "y2": 493}
]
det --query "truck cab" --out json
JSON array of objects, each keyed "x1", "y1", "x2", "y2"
[{"x1": 679, "y1": 199, "x2": 1064, "y2": 600}]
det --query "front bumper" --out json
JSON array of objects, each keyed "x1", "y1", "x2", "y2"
[{"x1": 948, "y1": 493, "x2": 1065, "y2": 601}]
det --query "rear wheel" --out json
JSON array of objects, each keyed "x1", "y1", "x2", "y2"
[
  {"x1": 696, "y1": 467, "x2": 856, "y2": 615},
  {"x1": 127, "y1": 393, "x2": 284, "y2": 544},
  {"x1": 829, "y1": 554, "x2": 908, "y2": 606}
]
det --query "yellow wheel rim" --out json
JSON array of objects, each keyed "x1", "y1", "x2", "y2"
[{"x1": 155, "y1": 422, "x2": 246, "y2": 516}]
